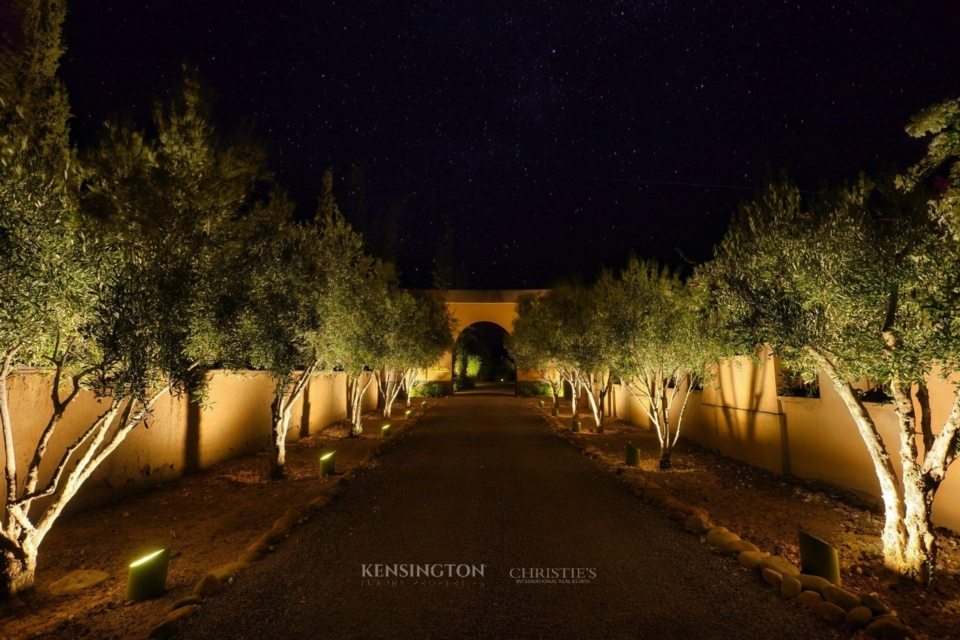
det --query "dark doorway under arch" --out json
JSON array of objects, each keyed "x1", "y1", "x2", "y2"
[{"x1": 452, "y1": 321, "x2": 515, "y2": 395}]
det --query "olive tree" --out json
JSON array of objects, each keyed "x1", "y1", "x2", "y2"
[
  {"x1": 886, "y1": 96, "x2": 960, "y2": 584},
  {"x1": 378, "y1": 291, "x2": 454, "y2": 416},
  {"x1": 510, "y1": 285, "x2": 615, "y2": 429},
  {"x1": 604, "y1": 259, "x2": 719, "y2": 469},
  {"x1": 311, "y1": 171, "x2": 383, "y2": 436},
  {"x1": 701, "y1": 172, "x2": 958, "y2": 583},
  {"x1": 0, "y1": 0, "x2": 105, "y2": 595},
  {"x1": 509, "y1": 293, "x2": 563, "y2": 408},
  {"x1": 205, "y1": 194, "x2": 329, "y2": 479}
]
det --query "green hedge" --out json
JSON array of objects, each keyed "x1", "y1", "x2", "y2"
[
  {"x1": 517, "y1": 382, "x2": 552, "y2": 397},
  {"x1": 410, "y1": 382, "x2": 448, "y2": 398}
]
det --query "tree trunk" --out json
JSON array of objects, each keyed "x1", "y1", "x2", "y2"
[
  {"x1": 382, "y1": 380, "x2": 396, "y2": 419},
  {"x1": 890, "y1": 378, "x2": 938, "y2": 584},
  {"x1": 269, "y1": 398, "x2": 286, "y2": 480},
  {"x1": 822, "y1": 364, "x2": 907, "y2": 572},
  {"x1": 658, "y1": 446, "x2": 672, "y2": 470},
  {"x1": 2, "y1": 544, "x2": 37, "y2": 596}
]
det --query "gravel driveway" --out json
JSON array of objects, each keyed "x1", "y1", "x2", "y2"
[{"x1": 180, "y1": 395, "x2": 838, "y2": 640}]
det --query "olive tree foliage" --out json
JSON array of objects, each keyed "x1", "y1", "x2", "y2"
[
  {"x1": 375, "y1": 291, "x2": 454, "y2": 419},
  {"x1": 700, "y1": 172, "x2": 959, "y2": 584},
  {"x1": 898, "y1": 97, "x2": 960, "y2": 238},
  {"x1": 510, "y1": 284, "x2": 616, "y2": 429},
  {"x1": 509, "y1": 294, "x2": 563, "y2": 408},
  {"x1": 0, "y1": 0, "x2": 105, "y2": 596},
  {"x1": 202, "y1": 193, "x2": 327, "y2": 479},
  {"x1": 310, "y1": 170, "x2": 383, "y2": 437},
  {"x1": 605, "y1": 259, "x2": 720, "y2": 470}
]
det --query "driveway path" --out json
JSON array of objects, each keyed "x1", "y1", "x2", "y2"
[{"x1": 182, "y1": 396, "x2": 836, "y2": 640}]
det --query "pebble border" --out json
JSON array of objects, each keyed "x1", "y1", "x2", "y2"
[
  {"x1": 535, "y1": 405, "x2": 915, "y2": 640},
  {"x1": 144, "y1": 405, "x2": 428, "y2": 639}
]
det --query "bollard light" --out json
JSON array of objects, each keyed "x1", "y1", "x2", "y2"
[
  {"x1": 571, "y1": 419, "x2": 581, "y2": 433},
  {"x1": 538, "y1": 400, "x2": 544, "y2": 408},
  {"x1": 421, "y1": 401, "x2": 427, "y2": 409},
  {"x1": 405, "y1": 409, "x2": 412, "y2": 419},
  {"x1": 126, "y1": 548, "x2": 170, "y2": 602},
  {"x1": 551, "y1": 407, "x2": 559, "y2": 417},
  {"x1": 625, "y1": 442, "x2": 640, "y2": 467},
  {"x1": 799, "y1": 531, "x2": 841, "y2": 584},
  {"x1": 319, "y1": 451, "x2": 336, "y2": 477},
  {"x1": 381, "y1": 424, "x2": 391, "y2": 438}
]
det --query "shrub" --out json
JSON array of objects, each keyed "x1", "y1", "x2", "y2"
[
  {"x1": 517, "y1": 382, "x2": 552, "y2": 397},
  {"x1": 410, "y1": 381, "x2": 447, "y2": 397}
]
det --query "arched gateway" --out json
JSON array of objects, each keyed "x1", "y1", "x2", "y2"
[{"x1": 418, "y1": 290, "x2": 547, "y2": 394}]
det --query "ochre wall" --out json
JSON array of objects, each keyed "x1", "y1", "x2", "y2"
[
  {"x1": 615, "y1": 351, "x2": 960, "y2": 533},
  {"x1": 3, "y1": 370, "x2": 376, "y2": 515}
]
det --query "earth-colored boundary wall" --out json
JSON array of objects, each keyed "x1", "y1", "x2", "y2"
[
  {"x1": 613, "y1": 351, "x2": 960, "y2": 533},
  {"x1": 3, "y1": 370, "x2": 378, "y2": 516}
]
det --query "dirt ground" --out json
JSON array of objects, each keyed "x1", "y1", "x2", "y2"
[
  {"x1": 0, "y1": 408, "x2": 421, "y2": 640},
  {"x1": 544, "y1": 398, "x2": 960, "y2": 640}
]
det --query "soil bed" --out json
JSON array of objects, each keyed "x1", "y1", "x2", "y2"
[
  {"x1": 546, "y1": 398, "x2": 960, "y2": 640},
  {"x1": 0, "y1": 409, "x2": 419, "y2": 640}
]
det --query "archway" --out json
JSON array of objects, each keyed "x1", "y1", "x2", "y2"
[
  {"x1": 452, "y1": 321, "x2": 515, "y2": 395},
  {"x1": 415, "y1": 289, "x2": 547, "y2": 394}
]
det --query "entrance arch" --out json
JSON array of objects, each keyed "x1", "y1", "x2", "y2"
[{"x1": 417, "y1": 290, "x2": 547, "y2": 393}]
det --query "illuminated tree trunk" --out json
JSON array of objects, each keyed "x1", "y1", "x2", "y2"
[
  {"x1": 269, "y1": 363, "x2": 317, "y2": 480},
  {"x1": 890, "y1": 379, "x2": 960, "y2": 584},
  {"x1": 375, "y1": 369, "x2": 404, "y2": 419},
  {"x1": 347, "y1": 372, "x2": 374, "y2": 436},
  {"x1": 584, "y1": 370, "x2": 613, "y2": 432},
  {"x1": 816, "y1": 355, "x2": 907, "y2": 573}
]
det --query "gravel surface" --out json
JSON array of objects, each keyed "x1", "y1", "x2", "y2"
[{"x1": 181, "y1": 395, "x2": 839, "y2": 640}]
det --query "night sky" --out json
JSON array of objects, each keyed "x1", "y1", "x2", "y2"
[{"x1": 59, "y1": 1, "x2": 960, "y2": 288}]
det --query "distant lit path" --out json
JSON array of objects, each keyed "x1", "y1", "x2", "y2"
[{"x1": 181, "y1": 396, "x2": 836, "y2": 640}]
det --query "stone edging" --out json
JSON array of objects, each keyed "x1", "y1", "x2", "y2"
[
  {"x1": 534, "y1": 405, "x2": 915, "y2": 640},
  {"x1": 144, "y1": 405, "x2": 428, "y2": 639}
]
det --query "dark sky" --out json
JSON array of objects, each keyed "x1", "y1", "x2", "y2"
[{"x1": 60, "y1": 1, "x2": 960, "y2": 288}]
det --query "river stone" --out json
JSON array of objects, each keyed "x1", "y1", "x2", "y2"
[
  {"x1": 686, "y1": 507, "x2": 710, "y2": 520},
  {"x1": 650, "y1": 494, "x2": 676, "y2": 509},
  {"x1": 644, "y1": 491, "x2": 668, "y2": 506},
  {"x1": 861, "y1": 593, "x2": 890, "y2": 616},
  {"x1": 259, "y1": 529, "x2": 285, "y2": 546},
  {"x1": 823, "y1": 584, "x2": 861, "y2": 611},
  {"x1": 630, "y1": 475, "x2": 647, "y2": 490},
  {"x1": 762, "y1": 568, "x2": 783, "y2": 588},
  {"x1": 667, "y1": 510, "x2": 687, "y2": 522},
  {"x1": 705, "y1": 528, "x2": 740, "y2": 548},
  {"x1": 684, "y1": 515, "x2": 712, "y2": 535},
  {"x1": 795, "y1": 574, "x2": 833, "y2": 595},
  {"x1": 796, "y1": 590, "x2": 823, "y2": 611},
  {"x1": 221, "y1": 560, "x2": 250, "y2": 573},
  {"x1": 49, "y1": 570, "x2": 110, "y2": 596},
  {"x1": 865, "y1": 616, "x2": 908, "y2": 640},
  {"x1": 737, "y1": 550, "x2": 770, "y2": 569},
  {"x1": 192, "y1": 573, "x2": 221, "y2": 598},
  {"x1": 780, "y1": 576, "x2": 802, "y2": 598},
  {"x1": 166, "y1": 604, "x2": 198, "y2": 622},
  {"x1": 644, "y1": 481, "x2": 661, "y2": 492},
  {"x1": 845, "y1": 605, "x2": 874, "y2": 629},
  {"x1": 310, "y1": 496, "x2": 330, "y2": 509},
  {"x1": 818, "y1": 601, "x2": 847, "y2": 625},
  {"x1": 760, "y1": 556, "x2": 800, "y2": 577},
  {"x1": 237, "y1": 551, "x2": 263, "y2": 564},
  {"x1": 208, "y1": 566, "x2": 235, "y2": 583},
  {"x1": 170, "y1": 595, "x2": 202, "y2": 611},
  {"x1": 246, "y1": 540, "x2": 270, "y2": 555},
  {"x1": 721, "y1": 539, "x2": 759, "y2": 554},
  {"x1": 272, "y1": 512, "x2": 299, "y2": 533}
]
